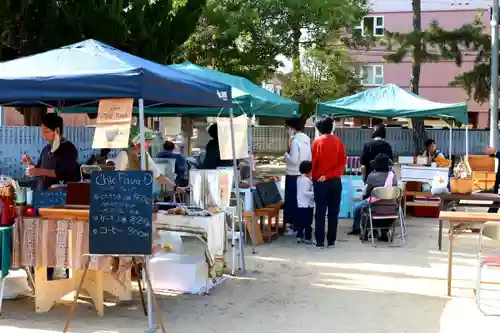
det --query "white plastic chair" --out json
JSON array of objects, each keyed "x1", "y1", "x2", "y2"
[{"x1": 476, "y1": 222, "x2": 500, "y2": 315}]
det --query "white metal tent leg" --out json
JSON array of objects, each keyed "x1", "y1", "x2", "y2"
[
  {"x1": 449, "y1": 126, "x2": 452, "y2": 159},
  {"x1": 248, "y1": 117, "x2": 256, "y2": 255},
  {"x1": 139, "y1": 99, "x2": 155, "y2": 332},
  {"x1": 228, "y1": 109, "x2": 244, "y2": 274},
  {"x1": 0, "y1": 276, "x2": 5, "y2": 314},
  {"x1": 465, "y1": 126, "x2": 469, "y2": 156}
]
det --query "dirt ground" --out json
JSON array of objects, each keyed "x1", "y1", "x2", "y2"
[{"x1": 1, "y1": 217, "x2": 500, "y2": 333}]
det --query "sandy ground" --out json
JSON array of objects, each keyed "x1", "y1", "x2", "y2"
[{"x1": 1, "y1": 217, "x2": 500, "y2": 333}]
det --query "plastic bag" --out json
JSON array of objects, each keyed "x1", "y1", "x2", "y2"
[
  {"x1": 431, "y1": 174, "x2": 449, "y2": 195},
  {"x1": 158, "y1": 231, "x2": 184, "y2": 253},
  {"x1": 1, "y1": 270, "x2": 32, "y2": 300}
]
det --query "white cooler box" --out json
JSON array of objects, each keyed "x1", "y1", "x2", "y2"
[{"x1": 149, "y1": 253, "x2": 208, "y2": 294}]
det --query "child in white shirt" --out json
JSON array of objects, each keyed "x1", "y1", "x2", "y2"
[{"x1": 296, "y1": 161, "x2": 314, "y2": 244}]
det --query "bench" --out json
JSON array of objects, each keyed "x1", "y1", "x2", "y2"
[{"x1": 439, "y1": 211, "x2": 500, "y2": 296}]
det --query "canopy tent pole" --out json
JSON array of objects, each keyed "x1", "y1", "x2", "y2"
[
  {"x1": 449, "y1": 125, "x2": 452, "y2": 159},
  {"x1": 465, "y1": 125, "x2": 469, "y2": 156},
  {"x1": 138, "y1": 99, "x2": 155, "y2": 332},
  {"x1": 247, "y1": 115, "x2": 256, "y2": 255},
  {"x1": 228, "y1": 108, "x2": 245, "y2": 273}
]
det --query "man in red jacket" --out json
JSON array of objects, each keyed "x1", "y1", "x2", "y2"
[{"x1": 312, "y1": 116, "x2": 347, "y2": 248}]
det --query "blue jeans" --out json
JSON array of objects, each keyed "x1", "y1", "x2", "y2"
[{"x1": 352, "y1": 200, "x2": 368, "y2": 231}]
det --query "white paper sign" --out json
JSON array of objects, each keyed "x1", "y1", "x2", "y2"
[
  {"x1": 92, "y1": 98, "x2": 133, "y2": 149},
  {"x1": 216, "y1": 115, "x2": 249, "y2": 160}
]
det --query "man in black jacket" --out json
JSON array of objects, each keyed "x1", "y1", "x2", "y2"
[{"x1": 361, "y1": 123, "x2": 393, "y2": 182}]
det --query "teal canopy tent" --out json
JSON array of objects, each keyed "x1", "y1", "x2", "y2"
[
  {"x1": 318, "y1": 84, "x2": 468, "y2": 124},
  {"x1": 166, "y1": 62, "x2": 299, "y2": 118}
]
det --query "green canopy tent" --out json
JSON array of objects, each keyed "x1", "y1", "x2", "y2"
[
  {"x1": 167, "y1": 62, "x2": 299, "y2": 117},
  {"x1": 318, "y1": 83, "x2": 468, "y2": 124},
  {"x1": 318, "y1": 83, "x2": 469, "y2": 156}
]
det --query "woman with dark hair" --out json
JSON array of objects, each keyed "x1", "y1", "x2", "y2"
[
  {"x1": 201, "y1": 123, "x2": 233, "y2": 169},
  {"x1": 283, "y1": 117, "x2": 311, "y2": 233},
  {"x1": 348, "y1": 153, "x2": 397, "y2": 235},
  {"x1": 312, "y1": 116, "x2": 346, "y2": 247},
  {"x1": 360, "y1": 123, "x2": 393, "y2": 182},
  {"x1": 22, "y1": 113, "x2": 79, "y2": 190}
]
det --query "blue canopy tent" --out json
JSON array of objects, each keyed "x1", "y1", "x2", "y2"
[
  {"x1": 0, "y1": 39, "x2": 242, "y2": 330},
  {"x1": 0, "y1": 39, "x2": 232, "y2": 109}
]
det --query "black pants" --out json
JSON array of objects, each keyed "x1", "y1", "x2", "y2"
[
  {"x1": 489, "y1": 181, "x2": 500, "y2": 213},
  {"x1": 284, "y1": 175, "x2": 299, "y2": 229},
  {"x1": 296, "y1": 207, "x2": 313, "y2": 240},
  {"x1": 314, "y1": 178, "x2": 342, "y2": 246}
]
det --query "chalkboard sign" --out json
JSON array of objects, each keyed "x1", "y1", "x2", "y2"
[
  {"x1": 33, "y1": 190, "x2": 67, "y2": 209},
  {"x1": 252, "y1": 189, "x2": 264, "y2": 209},
  {"x1": 256, "y1": 181, "x2": 282, "y2": 207},
  {"x1": 89, "y1": 171, "x2": 153, "y2": 255}
]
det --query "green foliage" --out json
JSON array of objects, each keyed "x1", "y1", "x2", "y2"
[
  {"x1": 176, "y1": 0, "x2": 281, "y2": 83},
  {"x1": 177, "y1": 0, "x2": 367, "y2": 82},
  {"x1": 284, "y1": 44, "x2": 360, "y2": 118},
  {"x1": 0, "y1": 0, "x2": 206, "y2": 63}
]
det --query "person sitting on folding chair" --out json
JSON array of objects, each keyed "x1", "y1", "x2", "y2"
[{"x1": 347, "y1": 153, "x2": 397, "y2": 239}]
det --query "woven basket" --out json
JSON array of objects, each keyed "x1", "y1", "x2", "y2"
[{"x1": 450, "y1": 178, "x2": 474, "y2": 194}]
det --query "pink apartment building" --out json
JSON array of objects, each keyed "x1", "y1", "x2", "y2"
[{"x1": 353, "y1": 0, "x2": 492, "y2": 128}]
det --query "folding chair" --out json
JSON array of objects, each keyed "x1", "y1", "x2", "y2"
[
  {"x1": 361, "y1": 186, "x2": 406, "y2": 247},
  {"x1": 476, "y1": 222, "x2": 500, "y2": 315}
]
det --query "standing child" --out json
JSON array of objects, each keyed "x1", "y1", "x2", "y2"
[{"x1": 296, "y1": 161, "x2": 314, "y2": 244}]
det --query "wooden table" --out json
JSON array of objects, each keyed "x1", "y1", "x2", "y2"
[
  {"x1": 436, "y1": 192, "x2": 500, "y2": 250},
  {"x1": 11, "y1": 209, "x2": 134, "y2": 315},
  {"x1": 439, "y1": 211, "x2": 500, "y2": 296}
]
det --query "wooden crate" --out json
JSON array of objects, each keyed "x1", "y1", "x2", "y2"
[
  {"x1": 468, "y1": 155, "x2": 495, "y2": 172},
  {"x1": 473, "y1": 171, "x2": 496, "y2": 191}
]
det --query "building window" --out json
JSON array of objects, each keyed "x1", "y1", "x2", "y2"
[
  {"x1": 355, "y1": 16, "x2": 384, "y2": 37},
  {"x1": 355, "y1": 65, "x2": 384, "y2": 86}
]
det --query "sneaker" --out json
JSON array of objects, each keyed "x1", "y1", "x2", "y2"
[
  {"x1": 327, "y1": 242, "x2": 335, "y2": 248},
  {"x1": 296, "y1": 237, "x2": 303, "y2": 244},
  {"x1": 347, "y1": 229, "x2": 361, "y2": 236},
  {"x1": 315, "y1": 243, "x2": 325, "y2": 248},
  {"x1": 303, "y1": 239, "x2": 313, "y2": 245}
]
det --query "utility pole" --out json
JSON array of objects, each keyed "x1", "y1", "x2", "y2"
[{"x1": 490, "y1": 2, "x2": 499, "y2": 147}]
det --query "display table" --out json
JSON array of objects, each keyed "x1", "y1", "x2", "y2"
[
  {"x1": 11, "y1": 210, "x2": 134, "y2": 315},
  {"x1": 436, "y1": 192, "x2": 500, "y2": 250},
  {"x1": 154, "y1": 212, "x2": 226, "y2": 279},
  {"x1": 400, "y1": 165, "x2": 448, "y2": 216}
]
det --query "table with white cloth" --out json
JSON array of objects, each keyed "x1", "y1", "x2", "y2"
[{"x1": 154, "y1": 212, "x2": 227, "y2": 279}]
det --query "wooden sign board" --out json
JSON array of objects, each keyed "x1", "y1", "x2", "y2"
[
  {"x1": 92, "y1": 98, "x2": 133, "y2": 149},
  {"x1": 89, "y1": 171, "x2": 153, "y2": 255},
  {"x1": 33, "y1": 190, "x2": 67, "y2": 209}
]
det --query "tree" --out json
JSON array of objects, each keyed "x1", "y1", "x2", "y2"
[
  {"x1": 284, "y1": 44, "x2": 360, "y2": 118},
  {"x1": 176, "y1": 0, "x2": 281, "y2": 82},
  {"x1": 381, "y1": 5, "x2": 486, "y2": 152},
  {"x1": 0, "y1": 0, "x2": 206, "y2": 124},
  {"x1": 266, "y1": 0, "x2": 367, "y2": 74},
  {"x1": 382, "y1": 0, "x2": 429, "y2": 153},
  {"x1": 177, "y1": 0, "x2": 367, "y2": 82}
]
